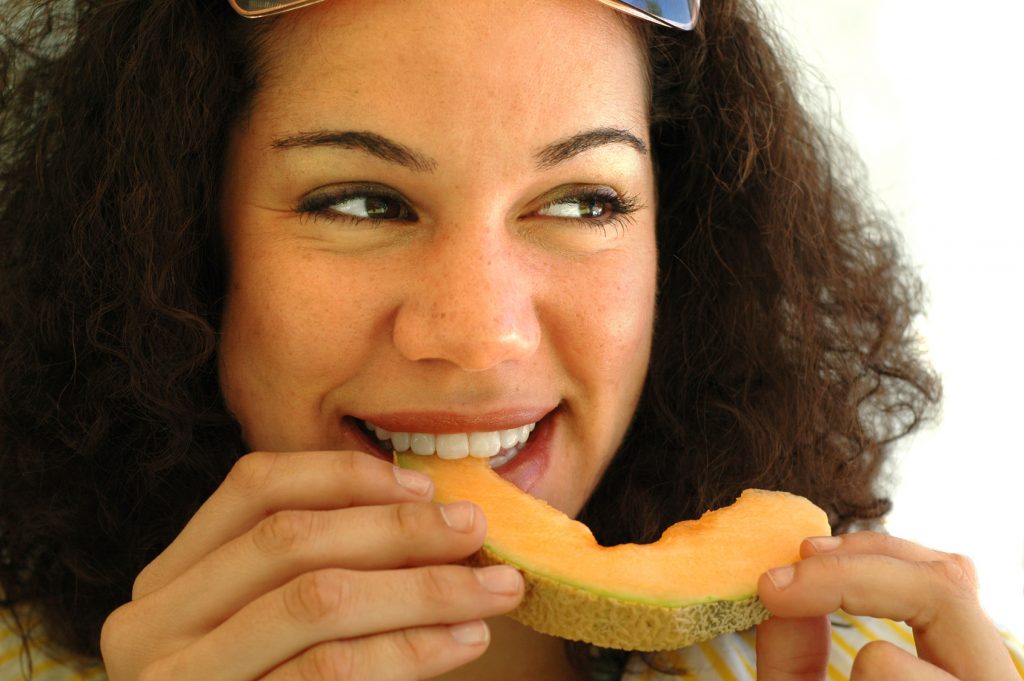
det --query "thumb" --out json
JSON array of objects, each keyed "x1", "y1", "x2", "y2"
[{"x1": 756, "y1": 615, "x2": 831, "y2": 681}]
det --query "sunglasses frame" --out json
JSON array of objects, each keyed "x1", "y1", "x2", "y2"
[
  {"x1": 228, "y1": 0, "x2": 325, "y2": 17},
  {"x1": 228, "y1": 0, "x2": 699, "y2": 29},
  {"x1": 594, "y1": 0, "x2": 699, "y2": 30}
]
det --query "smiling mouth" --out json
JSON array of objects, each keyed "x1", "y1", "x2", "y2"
[{"x1": 357, "y1": 419, "x2": 538, "y2": 469}]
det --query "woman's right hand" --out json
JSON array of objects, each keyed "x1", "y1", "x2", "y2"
[{"x1": 100, "y1": 450, "x2": 524, "y2": 680}]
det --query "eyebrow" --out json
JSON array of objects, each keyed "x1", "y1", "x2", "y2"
[
  {"x1": 270, "y1": 130, "x2": 438, "y2": 173},
  {"x1": 534, "y1": 127, "x2": 648, "y2": 170},
  {"x1": 269, "y1": 126, "x2": 647, "y2": 172}
]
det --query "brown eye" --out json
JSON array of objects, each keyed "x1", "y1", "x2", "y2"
[
  {"x1": 328, "y1": 195, "x2": 410, "y2": 220},
  {"x1": 539, "y1": 196, "x2": 611, "y2": 219},
  {"x1": 297, "y1": 184, "x2": 419, "y2": 225}
]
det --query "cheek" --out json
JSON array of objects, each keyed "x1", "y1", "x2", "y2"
[
  {"x1": 216, "y1": 245, "x2": 385, "y2": 440},
  {"x1": 562, "y1": 251, "x2": 657, "y2": 395}
]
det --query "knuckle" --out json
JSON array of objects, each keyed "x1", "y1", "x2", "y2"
[
  {"x1": 911, "y1": 559, "x2": 978, "y2": 628},
  {"x1": 131, "y1": 566, "x2": 157, "y2": 600},
  {"x1": 927, "y1": 556, "x2": 977, "y2": 599},
  {"x1": 945, "y1": 552, "x2": 979, "y2": 586},
  {"x1": 418, "y1": 567, "x2": 458, "y2": 609},
  {"x1": 392, "y1": 501, "x2": 431, "y2": 540},
  {"x1": 296, "y1": 641, "x2": 357, "y2": 681},
  {"x1": 389, "y1": 627, "x2": 437, "y2": 672},
  {"x1": 226, "y1": 451, "x2": 277, "y2": 496},
  {"x1": 285, "y1": 570, "x2": 352, "y2": 625},
  {"x1": 99, "y1": 605, "x2": 132, "y2": 660},
  {"x1": 253, "y1": 509, "x2": 316, "y2": 555},
  {"x1": 813, "y1": 552, "x2": 846, "y2": 575}
]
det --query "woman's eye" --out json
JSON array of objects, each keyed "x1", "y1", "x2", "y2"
[
  {"x1": 535, "y1": 189, "x2": 641, "y2": 225},
  {"x1": 329, "y1": 195, "x2": 409, "y2": 220},
  {"x1": 539, "y1": 197, "x2": 613, "y2": 219},
  {"x1": 297, "y1": 187, "x2": 416, "y2": 224}
]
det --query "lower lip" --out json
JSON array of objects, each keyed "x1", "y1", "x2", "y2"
[{"x1": 344, "y1": 413, "x2": 555, "y2": 495}]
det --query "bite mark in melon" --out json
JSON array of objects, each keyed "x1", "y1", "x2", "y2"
[{"x1": 396, "y1": 452, "x2": 830, "y2": 651}]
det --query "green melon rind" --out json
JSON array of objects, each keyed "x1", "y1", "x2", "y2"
[{"x1": 470, "y1": 546, "x2": 770, "y2": 652}]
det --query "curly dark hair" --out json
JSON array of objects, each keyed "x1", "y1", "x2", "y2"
[{"x1": 0, "y1": 0, "x2": 940, "y2": 674}]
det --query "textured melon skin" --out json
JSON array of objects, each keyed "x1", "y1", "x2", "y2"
[{"x1": 470, "y1": 547, "x2": 771, "y2": 651}]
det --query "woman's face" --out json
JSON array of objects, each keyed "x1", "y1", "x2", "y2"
[{"x1": 219, "y1": 0, "x2": 656, "y2": 516}]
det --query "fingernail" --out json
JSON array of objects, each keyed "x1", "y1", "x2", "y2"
[
  {"x1": 440, "y1": 501, "x2": 476, "y2": 532},
  {"x1": 767, "y1": 565, "x2": 795, "y2": 590},
  {"x1": 475, "y1": 565, "x2": 523, "y2": 595},
  {"x1": 808, "y1": 535, "x2": 842, "y2": 552},
  {"x1": 449, "y1": 620, "x2": 489, "y2": 645},
  {"x1": 392, "y1": 467, "x2": 432, "y2": 496}
]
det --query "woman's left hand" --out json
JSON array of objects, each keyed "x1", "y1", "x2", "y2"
[{"x1": 755, "y1": 531, "x2": 1020, "y2": 681}]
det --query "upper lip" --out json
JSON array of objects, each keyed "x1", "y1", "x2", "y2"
[{"x1": 353, "y1": 406, "x2": 556, "y2": 434}]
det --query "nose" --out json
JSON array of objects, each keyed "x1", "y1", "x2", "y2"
[{"x1": 392, "y1": 225, "x2": 541, "y2": 372}]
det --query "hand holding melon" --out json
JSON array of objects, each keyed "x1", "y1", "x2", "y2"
[
  {"x1": 101, "y1": 451, "x2": 525, "y2": 681},
  {"x1": 756, "y1": 531, "x2": 1022, "y2": 681}
]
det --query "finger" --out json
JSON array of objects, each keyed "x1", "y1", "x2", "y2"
[
  {"x1": 759, "y1": 553, "x2": 1019, "y2": 681},
  {"x1": 136, "y1": 450, "x2": 432, "y2": 597},
  {"x1": 258, "y1": 621, "x2": 491, "y2": 681},
  {"x1": 155, "y1": 565, "x2": 522, "y2": 681},
  {"x1": 797, "y1": 532, "x2": 1019, "y2": 680},
  {"x1": 755, "y1": 615, "x2": 830, "y2": 681},
  {"x1": 801, "y1": 532, "x2": 965, "y2": 567},
  {"x1": 139, "y1": 500, "x2": 487, "y2": 634},
  {"x1": 851, "y1": 641, "x2": 958, "y2": 681}
]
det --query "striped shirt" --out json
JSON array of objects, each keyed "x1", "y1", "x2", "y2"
[
  {"x1": 2, "y1": 611, "x2": 1022, "y2": 680},
  {"x1": 619, "y1": 612, "x2": 1024, "y2": 680},
  {"x1": 0, "y1": 619, "x2": 104, "y2": 681}
]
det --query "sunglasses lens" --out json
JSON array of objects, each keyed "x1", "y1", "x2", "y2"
[{"x1": 615, "y1": 0, "x2": 699, "y2": 29}]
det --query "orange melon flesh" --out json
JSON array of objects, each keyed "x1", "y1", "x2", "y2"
[{"x1": 396, "y1": 453, "x2": 831, "y2": 650}]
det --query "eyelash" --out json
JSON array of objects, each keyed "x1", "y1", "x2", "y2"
[
  {"x1": 547, "y1": 187, "x2": 642, "y2": 236},
  {"x1": 297, "y1": 185, "x2": 416, "y2": 225},
  {"x1": 296, "y1": 186, "x2": 642, "y2": 232}
]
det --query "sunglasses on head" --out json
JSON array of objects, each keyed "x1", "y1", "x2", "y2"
[{"x1": 228, "y1": 0, "x2": 699, "y2": 30}]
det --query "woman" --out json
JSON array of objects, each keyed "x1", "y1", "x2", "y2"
[{"x1": 1, "y1": 0, "x2": 1019, "y2": 679}]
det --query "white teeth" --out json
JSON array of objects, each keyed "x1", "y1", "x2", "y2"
[
  {"x1": 435, "y1": 433, "x2": 469, "y2": 459},
  {"x1": 468, "y1": 431, "x2": 501, "y2": 458},
  {"x1": 499, "y1": 428, "x2": 519, "y2": 449},
  {"x1": 365, "y1": 420, "x2": 538, "y2": 462},
  {"x1": 410, "y1": 433, "x2": 435, "y2": 456},
  {"x1": 390, "y1": 431, "x2": 410, "y2": 452}
]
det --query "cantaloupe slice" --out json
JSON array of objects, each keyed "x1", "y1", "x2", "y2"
[{"x1": 396, "y1": 452, "x2": 830, "y2": 651}]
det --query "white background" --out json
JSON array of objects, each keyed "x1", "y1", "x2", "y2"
[{"x1": 763, "y1": 1, "x2": 1024, "y2": 634}]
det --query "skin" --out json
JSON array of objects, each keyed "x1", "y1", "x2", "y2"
[
  {"x1": 104, "y1": 0, "x2": 653, "y2": 679},
  {"x1": 756, "y1": 533, "x2": 1021, "y2": 681},
  {"x1": 216, "y1": 0, "x2": 656, "y2": 518},
  {"x1": 97, "y1": 0, "x2": 1019, "y2": 679}
]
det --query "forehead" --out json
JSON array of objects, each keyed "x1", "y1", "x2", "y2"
[{"x1": 246, "y1": 0, "x2": 650, "y2": 157}]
